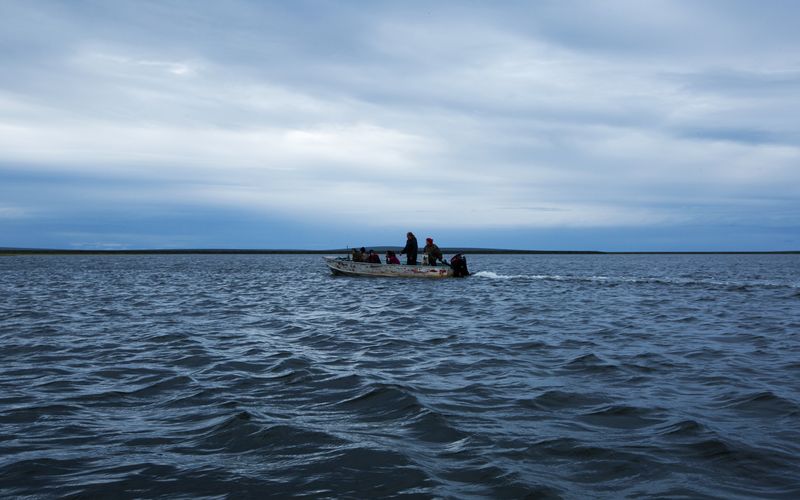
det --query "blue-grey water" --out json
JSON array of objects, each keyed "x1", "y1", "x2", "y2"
[{"x1": 1, "y1": 254, "x2": 799, "y2": 498}]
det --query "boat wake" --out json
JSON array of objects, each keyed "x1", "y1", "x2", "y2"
[
  {"x1": 472, "y1": 271, "x2": 799, "y2": 290},
  {"x1": 472, "y1": 271, "x2": 528, "y2": 280}
]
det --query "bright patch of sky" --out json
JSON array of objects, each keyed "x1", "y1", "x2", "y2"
[{"x1": 1, "y1": 0, "x2": 798, "y2": 250}]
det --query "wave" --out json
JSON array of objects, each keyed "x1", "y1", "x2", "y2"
[
  {"x1": 524, "y1": 436, "x2": 648, "y2": 463},
  {"x1": 472, "y1": 270, "x2": 800, "y2": 290},
  {"x1": 521, "y1": 389, "x2": 608, "y2": 411},
  {"x1": 722, "y1": 391, "x2": 800, "y2": 417},
  {"x1": 578, "y1": 404, "x2": 667, "y2": 429},
  {"x1": 0, "y1": 403, "x2": 80, "y2": 424},
  {"x1": 657, "y1": 419, "x2": 708, "y2": 437},
  {"x1": 185, "y1": 412, "x2": 347, "y2": 455},
  {"x1": 294, "y1": 445, "x2": 430, "y2": 496},
  {"x1": 562, "y1": 353, "x2": 620, "y2": 372},
  {"x1": 337, "y1": 383, "x2": 425, "y2": 421}
]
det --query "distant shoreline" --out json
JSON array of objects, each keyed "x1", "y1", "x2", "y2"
[{"x1": 1, "y1": 248, "x2": 798, "y2": 256}]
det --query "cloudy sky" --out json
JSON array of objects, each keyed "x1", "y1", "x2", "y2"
[{"x1": 1, "y1": 0, "x2": 798, "y2": 250}]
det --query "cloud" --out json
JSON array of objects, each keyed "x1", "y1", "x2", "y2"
[
  {"x1": 0, "y1": 205, "x2": 29, "y2": 219},
  {"x1": 0, "y1": 0, "x2": 798, "y2": 249}
]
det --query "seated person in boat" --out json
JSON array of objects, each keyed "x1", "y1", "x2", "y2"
[
  {"x1": 385, "y1": 250, "x2": 401, "y2": 264},
  {"x1": 450, "y1": 253, "x2": 470, "y2": 277},
  {"x1": 366, "y1": 249, "x2": 381, "y2": 264},
  {"x1": 424, "y1": 237, "x2": 443, "y2": 266},
  {"x1": 351, "y1": 247, "x2": 366, "y2": 262}
]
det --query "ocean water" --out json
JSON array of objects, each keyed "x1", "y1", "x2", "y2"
[{"x1": 1, "y1": 253, "x2": 799, "y2": 498}]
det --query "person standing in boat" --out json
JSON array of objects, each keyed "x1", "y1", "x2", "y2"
[
  {"x1": 424, "y1": 237, "x2": 443, "y2": 266},
  {"x1": 400, "y1": 232, "x2": 418, "y2": 265}
]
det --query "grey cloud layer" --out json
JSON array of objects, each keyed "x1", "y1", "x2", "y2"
[{"x1": 0, "y1": 0, "x2": 798, "y2": 241}]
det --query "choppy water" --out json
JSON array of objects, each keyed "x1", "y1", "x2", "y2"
[{"x1": 1, "y1": 254, "x2": 799, "y2": 498}]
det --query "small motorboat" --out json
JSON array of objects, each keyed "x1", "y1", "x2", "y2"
[{"x1": 323, "y1": 255, "x2": 469, "y2": 278}]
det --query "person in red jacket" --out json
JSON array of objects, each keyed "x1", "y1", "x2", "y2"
[{"x1": 385, "y1": 250, "x2": 401, "y2": 264}]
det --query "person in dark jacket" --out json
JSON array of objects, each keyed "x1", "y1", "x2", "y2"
[
  {"x1": 423, "y1": 237, "x2": 443, "y2": 266},
  {"x1": 366, "y1": 250, "x2": 381, "y2": 264},
  {"x1": 400, "y1": 232, "x2": 418, "y2": 265}
]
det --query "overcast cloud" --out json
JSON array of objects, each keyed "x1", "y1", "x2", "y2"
[{"x1": 1, "y1": 0, "x2": 798, "y2": 250}]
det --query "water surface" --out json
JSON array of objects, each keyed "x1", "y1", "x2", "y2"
[{"x1": 1, "y1": 254, "x2": 799, "y2": 498}]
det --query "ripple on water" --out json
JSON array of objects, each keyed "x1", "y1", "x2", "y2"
[
  {"x1": 520, "y1": 390, "x2": 609, "y2": 412},
  {"x1": 721, "y1": 390, "x2": 800, "y2": 417},
  {"x1": 578, "y1": 404, "x2": 668, "y2": 430}
]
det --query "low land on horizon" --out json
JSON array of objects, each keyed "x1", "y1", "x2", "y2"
[{"x1": 2, "y1": 247, "x2": 798, "y2": 256}]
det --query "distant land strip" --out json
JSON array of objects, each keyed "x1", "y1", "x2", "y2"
[{"x1": 1, "y1": 248, "x2": 798, "y2": 255}]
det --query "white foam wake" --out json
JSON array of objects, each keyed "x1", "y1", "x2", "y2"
[
  {"x1": 471, "y1": 271, "x2": 800, "y2": 289},
  {"x1": 472, "y1": 271, "x2": 527, "y2": 279}
]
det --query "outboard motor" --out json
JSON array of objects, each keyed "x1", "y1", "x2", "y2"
[{"x1": 450, "y1": 253, "x2": 470, "y2": 277}]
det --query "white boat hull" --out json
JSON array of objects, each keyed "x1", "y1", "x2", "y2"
[{"x1": 324, "y1": 257, "x2": 454, "y2": 278}]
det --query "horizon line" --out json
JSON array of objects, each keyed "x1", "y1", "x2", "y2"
[{"x1": 2, "y1": 247, "x2": 798, "y2": 256}]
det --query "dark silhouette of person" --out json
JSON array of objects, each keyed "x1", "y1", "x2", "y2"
[{"x1": 400, "y1": 232, "x2": 418, "y2": 265}]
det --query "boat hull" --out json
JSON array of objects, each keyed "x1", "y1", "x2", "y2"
[{"x1": 324, "y1": 257, "x2": 454, "y2": 278}]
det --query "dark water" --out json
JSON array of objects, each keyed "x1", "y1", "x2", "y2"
[{"x1": 1, "y1": 254, "x2": 799, "y2": 498}]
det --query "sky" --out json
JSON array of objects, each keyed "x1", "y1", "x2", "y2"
[{"x1": 1, "y1": 0, "x2": 799, "y2": 251}]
